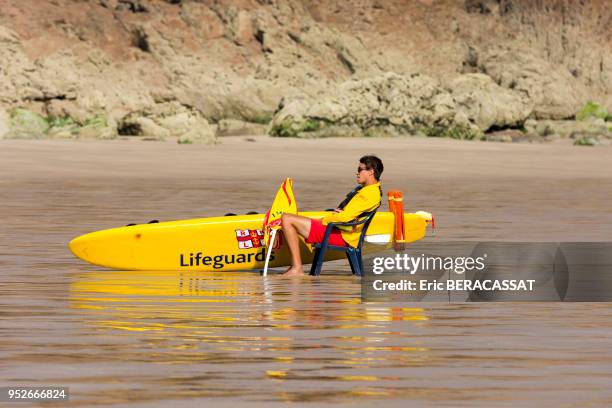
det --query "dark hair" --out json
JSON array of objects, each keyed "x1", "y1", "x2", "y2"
[{"x1": 360, "y1": 155, "x2": 383, "y2": 180}]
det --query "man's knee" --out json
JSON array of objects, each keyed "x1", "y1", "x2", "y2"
[{"x1": 281, "y1": 213, "x2": 292, "y2": 227}]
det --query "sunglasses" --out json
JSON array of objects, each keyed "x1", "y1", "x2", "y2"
[{"x1": 357, "y1": 166, "x2": 369, "y2": 173}]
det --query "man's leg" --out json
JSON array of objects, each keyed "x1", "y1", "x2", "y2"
[{"x1": 280, "y1": 213, "x2": 312, "y2": 276}]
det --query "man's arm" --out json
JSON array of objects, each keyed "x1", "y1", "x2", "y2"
[{"x1": 322, "y1": 193, "x2": 377, "y2": 224}]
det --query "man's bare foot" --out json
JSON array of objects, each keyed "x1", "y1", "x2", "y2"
[{"x1": 282, "y1": 266, "x2": 305, "y2": 277}]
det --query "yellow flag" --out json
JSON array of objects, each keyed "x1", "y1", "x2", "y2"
[{"x1": 263, "y1": 178, "x2": 297, "y2": 248}]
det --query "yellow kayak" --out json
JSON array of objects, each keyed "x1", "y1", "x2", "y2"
[{"x1": 69, "y1": 211, "x2": 432, "y2": 271}]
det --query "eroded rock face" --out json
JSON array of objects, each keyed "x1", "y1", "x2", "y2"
[
  {"x1": 465, "y1": 0, "x2": 514, "y2": 16},
  {"x1": 477, "y1": 49, "x2": 586, "y2": 119},
  {"x1": 449, "y1": 73, "x2": 531, "y2": 130},
  {"x1": 1, "y1": 107, "x2": 118, "y2": 140},
  {"x1": 118, "y1": 102, "x2": 216, "y2": 143},
  {"x1": 0, "y1": 26, "x2": 42, "y2": 106},
  {"x1": 4, "y1": 108, "x2": 49, "y2": 139},
  {"x1": 0, "y1": 0, "x2": 610, "y2": 140},
  {"x1": 269, "y1": 72, "x2": 537, "y2": 138},
  {"x1": 216, "y1": 119, "x2": 267, "y2": 137},
  {"x1": 0, "y1": 108, "x2": 9, "y2": 139}
]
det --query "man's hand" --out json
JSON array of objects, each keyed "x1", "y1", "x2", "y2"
[{"x1": 333, "y1": 208, "x2": 342, "y2": 213}]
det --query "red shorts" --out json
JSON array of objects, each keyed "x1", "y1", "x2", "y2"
[{"x1": 306, "y1": 219, "x2": 347, "y2": 246}]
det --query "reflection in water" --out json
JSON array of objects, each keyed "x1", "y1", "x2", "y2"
[
  {"x1": 70, "y1": 271, "x2": 427, "y2": 346},
  {"x1": 1, "y1": 268, "x2": 610, "y2": 406},
  {"x1": 62, "y1": 271, "x2": 432, "y2": 404}
]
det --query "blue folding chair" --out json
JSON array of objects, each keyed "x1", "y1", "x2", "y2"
[{"x1": 309, "y1": 208, "x2": 378, "y2": 277}]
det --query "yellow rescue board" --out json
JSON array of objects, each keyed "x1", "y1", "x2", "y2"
[{"x1": 69, "y1": 211, "x2": 430, "y2": 271}]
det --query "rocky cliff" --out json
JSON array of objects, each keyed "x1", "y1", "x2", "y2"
[{"x1": 0, "y1": 0, "x2": 610, "y2": 142}]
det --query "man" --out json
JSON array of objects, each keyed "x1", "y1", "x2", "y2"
[{"x1": 281, "y1": 155, "x2": 383, "y2": 277}]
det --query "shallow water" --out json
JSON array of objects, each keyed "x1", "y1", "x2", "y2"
[
  {"x1": 3, "y1": 269, "x2": 612, "y2": 407},
  {"x1": 2, "y1": 139, "x2": 612, "y2": 406}
]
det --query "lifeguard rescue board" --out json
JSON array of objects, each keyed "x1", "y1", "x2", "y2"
[{"x1": 68, "y1": 211, "x2": 432, "y2": 271}]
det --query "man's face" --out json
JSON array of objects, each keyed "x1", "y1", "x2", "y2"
[{"x1": 356, "y1": 163, "x2": 373, "y2": 184}]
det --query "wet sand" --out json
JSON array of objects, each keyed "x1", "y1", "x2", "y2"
[{"x1": 1, "y1": 137, "x2": 612, "y2": 407}]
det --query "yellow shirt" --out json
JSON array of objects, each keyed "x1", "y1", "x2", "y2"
[{"x1": 321, "y1": 182, "x2": 382, "y2": 248}]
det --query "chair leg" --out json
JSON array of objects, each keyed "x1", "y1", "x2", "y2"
[
  {"x1": 356, "y1": 249, "x2": 364, "y2": 277},
  {"x1": 310, "y1": 247, "x2": 327, "y2": 276},
  {"x1": 315, "y1": 247, "x2": 327, "y2": 276},
  {"x1": 346, "y1": 251, "x2": 360, "y2": 276},
  {"x1": 309, "y1": 248, "x2": 321, "y2": 276}
]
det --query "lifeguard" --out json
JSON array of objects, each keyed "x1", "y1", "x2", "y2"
[{"x1": 280, "y1": 155, "x2": 384, "y2": 277}]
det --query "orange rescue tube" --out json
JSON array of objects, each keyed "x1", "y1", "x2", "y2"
[{"x1": 387, "y1": 190, "x2": 405, "y2": 251}]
